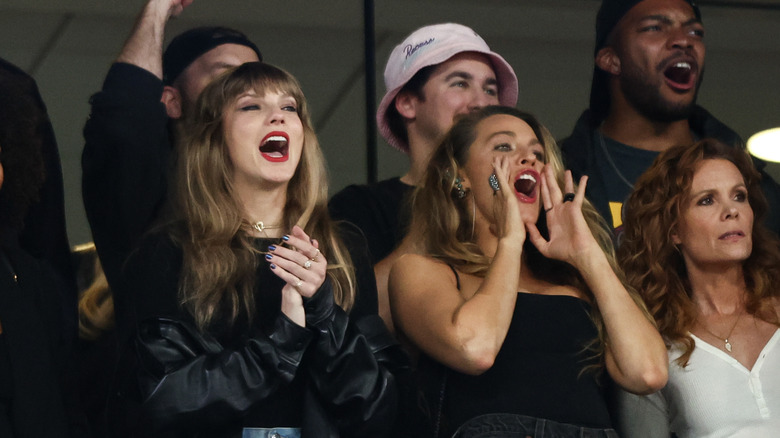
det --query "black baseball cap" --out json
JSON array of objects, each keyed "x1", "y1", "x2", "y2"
[{"x1": 162, "y1": 26, "x2": 262, "y2": 85}]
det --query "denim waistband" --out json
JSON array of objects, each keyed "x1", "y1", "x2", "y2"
[
  {"x1": 241, "y1": 427, "x2": 301, "y2": 438},
  {"x1": 451, "y1": 413, "x2": 619, "y2": 438}
]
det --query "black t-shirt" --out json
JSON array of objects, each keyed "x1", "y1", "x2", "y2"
[
  {"x1": 329, "y1": 177, "x2": 414, "y2": 264},
  {"x1": 591, "y1": 131, "x2": 660, "y2": 236}
]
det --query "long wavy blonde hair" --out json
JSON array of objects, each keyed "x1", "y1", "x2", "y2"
[
  {"x1": 619, "y1": 139, "x2": 780, "y2": 367},
  {"x1": 169, "y1": 62, "x2": 355, "y2": 331},
  {"x1": 408, "y1": 105, "x2": 650, "y2": 362},
  {"x1": 76, "y1": 243, "x2": 114, "y2": 340}
]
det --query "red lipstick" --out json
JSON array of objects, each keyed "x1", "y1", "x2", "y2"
[{"x1": 259, "y1": 131, "x2": 290, "y2": 163}]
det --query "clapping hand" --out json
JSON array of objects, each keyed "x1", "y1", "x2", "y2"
[{"x1": 266, "y1": 225, "x2": 327, "y2": 325}]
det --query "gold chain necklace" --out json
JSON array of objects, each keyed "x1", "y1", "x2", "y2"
[
  {"x1": 252, "y1": 221, "x2": 282, "y2": 234},
  {"x1": 698, "y1": 311, "x2": 744, "y2": 353}
]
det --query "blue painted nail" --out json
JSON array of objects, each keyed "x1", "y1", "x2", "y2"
[
  {"x1": 265, "y1": 254, "x2": 273, "y2": 260},
  {"x1": 268, "y1": 245, "x2": 276, "y2": 251},
  {"x1": 282, "y1": 235, "x2": 290, "y2": 241},
  {"x1": 270, "y1": 263, "x2": 276, "y2": 269}
]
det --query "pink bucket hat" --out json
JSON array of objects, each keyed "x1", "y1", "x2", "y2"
[{"x1": 376, "y1": 23, "x2": 518, "y2": 153}]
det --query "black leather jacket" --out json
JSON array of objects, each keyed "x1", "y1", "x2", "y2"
[{"x1": 114, "y1": 287, "x2": 405, "y2": 438}]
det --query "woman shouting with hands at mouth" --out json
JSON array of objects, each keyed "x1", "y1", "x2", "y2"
[
  {"x1": 110, "y1": 62, "x2": 402, "y2": 438},
  {"x1": 388, "y1": 106, "x2": 667, "y2": 437}
]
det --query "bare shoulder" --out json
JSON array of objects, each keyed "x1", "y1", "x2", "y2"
[
  {"x1": 389, "y1": 254, "x2": 458, "y2": 296},
  {"x1": 392, "y1": 253, "x2": 448, "y2": 274}
]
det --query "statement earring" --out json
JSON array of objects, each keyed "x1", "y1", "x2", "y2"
[
  {"x1": 454, "y1": 177, "x2": 467, "y2": 199},
  {"x1": 488, "y1": 174, "x2": 500, "y2": 192}
]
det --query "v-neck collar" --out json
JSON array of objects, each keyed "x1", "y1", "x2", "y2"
[{"x1": 689, "y1": 329, "x2": 780, "y2": 373}]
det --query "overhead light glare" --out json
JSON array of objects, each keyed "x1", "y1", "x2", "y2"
[{"x1": 747, "y1": 127, "x2": 780, "y2": 163}]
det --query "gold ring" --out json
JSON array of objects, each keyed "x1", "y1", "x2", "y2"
[
  {"x1": 312, "y1": 249, "x2": 320, "y2": 261},
  {"x1": 303, "y1": 260, "x2": 312, "y2": 269}
]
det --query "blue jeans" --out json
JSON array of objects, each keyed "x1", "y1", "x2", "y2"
[
  {"x1": 241, "y1": 427, "x2": 301, "y2": 438},
  {"x1": 451, "y1": 413, "x2": 619, "y2": 438}
]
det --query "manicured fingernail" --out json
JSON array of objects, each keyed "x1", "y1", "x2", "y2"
[
  {"x1": 265, "y1": 254, "x2": 273, "y2": 260},
  {"x1": 269, "y1": 263, "x2": 276, "y2": 269},
  {"x1": 282, "y1": 235, "x2": 290, "y2": 241},
  {"x1": 268, "y1": 245, "x2": 276, "y2": 251}
]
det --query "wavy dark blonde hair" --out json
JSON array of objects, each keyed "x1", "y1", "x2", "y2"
[
  {"x1": 408, "y1": 105, "x2": 649, "y2": 363},
  {"x1": 170, "y1": 62, "x2": 355, "y2": 330},
  {"x1": 619, "y1": 139, "x2": 780, "y2": 367},
  {"x1": 74, "y1": 242, "x2": 115, "y2": 340}
]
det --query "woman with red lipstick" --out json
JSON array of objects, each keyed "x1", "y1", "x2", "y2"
[
  {"x1": 616, "y1": 139, "x2": 780, "y2": 437},
  {"x1": 388, "y1": 105, "x2": 667, "y2": 437},
  {"x1": 109, "y1": 62, "x2": 403, "y2": 438}
]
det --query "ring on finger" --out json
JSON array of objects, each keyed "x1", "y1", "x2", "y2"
[
  {"x1": 303, "y1": 260, "x2": 312, "y2": 269},
  {"x1": 563, "y1": 193, "x2": 576, "y2": 203},
  {"x1": 312, "y1": 248, "x2": 320, "y2": 261},
  {"x1": 294, "y1": 278, "x2": 303, "y2": 288}
]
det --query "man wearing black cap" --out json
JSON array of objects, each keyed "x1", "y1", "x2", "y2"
[
  {"x1": 82, "y1": 0, "x2": 261, "y2": 295},
  {"x1": 561, "y1": 0, "x2": 780, "y2": 240}
]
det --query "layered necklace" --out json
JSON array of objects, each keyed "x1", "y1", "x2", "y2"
[{"x1": 251, "y1": 221, "x2": 282, "y2": 236}]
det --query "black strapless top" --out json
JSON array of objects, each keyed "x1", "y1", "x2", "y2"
[{"x1": 419, "y1": 292, "x2": 612, "y2": 436}]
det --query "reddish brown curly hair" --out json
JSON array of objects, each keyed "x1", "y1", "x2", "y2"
[{"x1": 618, "y1": 139, "x2": 780, "y2": 366}]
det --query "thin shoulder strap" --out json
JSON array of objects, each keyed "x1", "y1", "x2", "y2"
[{"x1": 447, "y1": 264, "x2": 461, "y2": 290}]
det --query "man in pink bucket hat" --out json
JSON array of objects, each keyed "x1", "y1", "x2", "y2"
[{"x1": 330, "y1": 23, "x2": 518, "y2": 332}]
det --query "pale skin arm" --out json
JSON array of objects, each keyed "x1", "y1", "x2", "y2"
[
  {"x1": 266, "y1": 225, "x2": 327, "y2": 327},
  {"x1": 116, "y1": 0, "x2": 194, "y2": 78},
  {"x1": 388, "y1": 157, "x2": 525, "y2": 375},
  {"x1": 526, "y1": 166, "x2": 668, "y2": 394},
  {"x1": 374, "y1": 234, "x2": 417, "y2": 335}
]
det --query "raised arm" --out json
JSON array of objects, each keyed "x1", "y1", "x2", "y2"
[
  {"x1": 527, "y1": 165, "x2": 668, "y2": 394},
  {"x1": 82, "y1": 0, "x2": 192, "y2": 292},
  {"x1": 117, "y1": 0, "x2": 193, "y2": 77},
  {"x1": 389, "y1": 157, "x2": 526, "y2": 375}
]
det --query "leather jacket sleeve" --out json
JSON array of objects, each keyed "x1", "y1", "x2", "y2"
[
  {"x1": 302, "y1": 285, "x2": 409, "y2": 437},
  {"x1": 131, "y1": 314, "x2": 312, "y2": 432},
  {"x1": 128, "y1": 278, "x2": 409, "y2": 437}
]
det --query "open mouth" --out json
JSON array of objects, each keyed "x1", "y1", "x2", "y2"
[
  {"x1": 514, "y1": 170, "x2": 539, "y2": 202},
  {"x1": 663, "y1": 61, "x2": 696, "y2": 91},
  {"x1": 259, "y1": 131, "x2": 289, "y2": 163}
]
